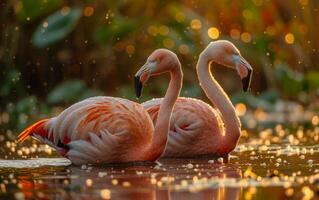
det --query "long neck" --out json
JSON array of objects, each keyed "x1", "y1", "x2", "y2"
[
  {"x1": 197, "y1": 52, "x2": 241, "y2": 154},
  {"x1": 145, "y1": 67, "x2": 183, "y2": 160}
]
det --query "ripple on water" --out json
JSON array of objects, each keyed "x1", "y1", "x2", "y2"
[{"x1": 0, "y1": 158, "x2": 71, "y2": 168}]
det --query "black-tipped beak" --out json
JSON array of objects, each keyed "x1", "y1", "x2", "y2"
[
  {"x1": 135, "y1": 75, "x2": 143, "y2": 98},
  {"x1": 241, "y1": 68, "x2": 253, "y2": 92}
]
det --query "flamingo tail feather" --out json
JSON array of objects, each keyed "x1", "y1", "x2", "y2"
[{"x1": 17, "y1": 119, "x2": 49, "y2": 143}]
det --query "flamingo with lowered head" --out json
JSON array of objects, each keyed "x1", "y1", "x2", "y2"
[
  {"x1": 17, "y1": 49, "x2": 183, "y2": 165},
  {"x1": 140, "y1": 40, "x2": 253, "y2": 158}
]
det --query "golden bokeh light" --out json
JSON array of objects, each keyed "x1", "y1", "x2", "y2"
[
  {"x1": 255, "y1": 108, "x2": 267, "y2": 120},
  {"x1": 83, "y1": 6, "x2": 94, "y2": 17},
  {"x1": 175, "y1": 12, "x2": 185, "y2": 22},
  {"x1": 207, "y1": 27, "x2": 220, "y2": 39},
  {"x1": 86, "y1": 179, "x2": 93, "y2": 187},
  {"x1": 301, "y1": 186, "x2": 314, "y2": 200},
  {"x1": 163, "y1": 38, "x2": 175, "y2": 48},
  {"x1": 285, "y1": 33, "x2": 295, "y2": 44},
  {"x1": 100, "y1": 189, "x2": 111, "y2": 199},
  {"x1": 252, "y1": 0, "x2": 263, "y2": 6},
  {"x1": 159, "y1": 25, "x2": 169, "y2": 36},
  {"x1": 147, "y1": 25, "x2": 157, "y2": 36},
  {"x1": 241, "y1": 32, "x2": 252, "y2": 43},
  {"x1": 126, "y1": 45, "x2": 135, "y2": 55},
  {"x1": 179, "y1": 44, "x2": 189, "y2": 55},
  {"x1": 299, "y1": 0, "x2": 309, "y2": 6},
  {"x1": 190, "y1": 19, "x2": 202, "y2": 30},
  {"x1": 42, "y1": 21, "x2": 48, "y2": 28},
  {"x1": 61, "y1": 6, "x2": 70, "y2": 16},
  {"x1": 312, "y1": 115, "x2": 319, "y2": 126},
  {"x1": 285, "y1": 188, "x2": 294, "y2": 197},
  {"x1": 235, "y1": 103, "x2": 247, "y2": 117}
]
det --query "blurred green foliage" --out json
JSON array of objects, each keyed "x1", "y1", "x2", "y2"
[
  {"x1": 47, "y1": 80, "x2": 101, "y2": 105},
  {"x1": 17, "y1": 0, "x2": 62, "y2": 21},
  {"x1": 274, "y1": 66, "x2": 319, "y2": 101},
  {"x1": 0, "y1": 0, "x2": 318, "y2": 132},
  {"x1": 32, "y1": 7, "x2": 82, "y2": 48}
]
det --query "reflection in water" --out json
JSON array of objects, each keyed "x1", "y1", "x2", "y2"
[
  {"x1": 0, "y1": 129, "x2": 318, "y2": 199},
  {"x1": 8, "y1": 159, "x2": 241, "y2": 199},
  {"x1": 66, "y1": 160, "x2": 241, "y2": 199},
  {"x1": 0, "y1": 158, "x2": 71, "y2": 168}
]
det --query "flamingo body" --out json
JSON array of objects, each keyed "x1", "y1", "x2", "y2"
[
  {"x1": 142, "y1": 41, "x2": 252, "y2": 158},
  {"x1": 18, "y1": 96, "x2": 154, "y2": 165},
  {"x1": 143, "y1": 97, "x2": 231, "y2": 157},
  {"x1": 18, "y1": 49, "x2": 184, "y2": 165}
]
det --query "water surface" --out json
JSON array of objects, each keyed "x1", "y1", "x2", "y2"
[{"x1": 0, "y1": 127, "x2": 318, "y2": 200}]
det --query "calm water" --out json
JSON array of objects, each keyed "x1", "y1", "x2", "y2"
[{"x1": 0, "y1": 126, "x2": 318, "y2": 200}]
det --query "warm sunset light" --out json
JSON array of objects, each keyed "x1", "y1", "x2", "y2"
[
  {"x1": 241, "y1": 32, "x2": 252, "y2": 43},
  {"x1": 236, "y1": 103, "x2": 247, "y2": 116},
  {"x1": 190, "y1": 19, "x2": 202, "y2": 30},
  {"x1": 285, "y1": 33, "x2": 295, "y2": 44},
  {"x1": 83, "y1": 6, "x2": 94, "y2": 17},
  {"x1": 208, "y1": 27, "x2": 220, "y2": 39},
  {"x1": 179, "y1": 44, "x2": 189, "y2": 55},
  {"x1": 1, "y1": 1, "x2": 318, "y2": 199}
]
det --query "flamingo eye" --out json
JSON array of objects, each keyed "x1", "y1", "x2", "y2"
[
  {"x1": 148, "y1": 59, "x2": 158, "y2": 72},
  {"x1": 148, "y1": 59, "x2": 157, "y2": 64},
  {"x1": 148, "y1": 58, "x2": 160, "y2": 66},
  {"x1": 151, "y1": 58, "x2": 160, "y2": 63}
]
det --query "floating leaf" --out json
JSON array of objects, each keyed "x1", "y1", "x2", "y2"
[{"x1": 32, "y1": 7, "x2": 82, "y2": 48}]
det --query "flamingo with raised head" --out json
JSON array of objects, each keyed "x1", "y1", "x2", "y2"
[
  {"x1": 17, "y1": 49, "x2": 183, "y2": 165},
  {"x1": 141, "y1": 40, "x2": 253, "y2": 158}
]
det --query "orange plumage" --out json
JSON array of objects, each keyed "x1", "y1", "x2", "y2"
[
  {"x1": 16, "y1": 49, "x2": 183, "y2": 165},
  {"x1": 17, "y1": 119, "x2": 49, "y2": 143}
]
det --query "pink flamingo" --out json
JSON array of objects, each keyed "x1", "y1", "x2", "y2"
[
  {"x1": 141, "y1": 40, "x2": 253, "y2": 158},
  {"x1": 17, "y1": 49, "x2": 183, "y2": 165}
]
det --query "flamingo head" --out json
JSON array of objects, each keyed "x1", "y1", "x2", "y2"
[
  {"x1": 135, "y1": 49, "x2": 180, "y2": 98},
  {"x1": 205, "y1": 40, "x2": 253, "y2": 92}
]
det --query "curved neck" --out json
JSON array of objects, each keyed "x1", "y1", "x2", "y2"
[
  {"x1": 197, "y1": 52, "x2": 240, "y2": 154},
  {"x1": 146, "y1": 67, "x2": 183, "y2": 160}
]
